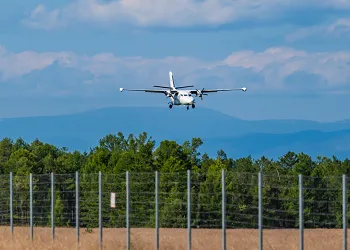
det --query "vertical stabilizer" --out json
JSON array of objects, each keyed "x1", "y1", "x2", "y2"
[{"x1": 169, "y1": 71, "x2": 175, "y2": 90}]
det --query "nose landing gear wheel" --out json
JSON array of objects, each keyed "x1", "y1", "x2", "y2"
[
  {"x1": 192, "y1": 104, "x2": 195, "y2": 109},
  {"x1": 186, "y1": 106, "x2": 189, "y2": 110},
  {"x1": 169, "y1": 104, "x2": 173, "y2": 109}
]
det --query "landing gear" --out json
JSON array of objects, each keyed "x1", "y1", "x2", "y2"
[
  {"x1": 186, "y1": 106, "x2": 189, "y2": 110},
  {"x1": 169, "y1": 104, "x2": 173, "y2": 109},
  {"x1": 192, "y1": 104, "x2": 195, "y2": 109}
]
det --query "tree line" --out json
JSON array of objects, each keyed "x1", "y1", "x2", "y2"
[{"x1": 0, "y1": 132, "x2": 349, "y2": 229}]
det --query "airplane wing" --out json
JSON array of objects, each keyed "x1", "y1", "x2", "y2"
[
  {"x1": 189, "y1": 87, "x2": 247, "y2": 94},
  {"x1": 119, "y1": 88, "x2": 167, "y2": 94}
]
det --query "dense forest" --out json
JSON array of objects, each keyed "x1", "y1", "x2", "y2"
[{"x1": 0, "y1": 132, "x2": 349, "y2": 230}]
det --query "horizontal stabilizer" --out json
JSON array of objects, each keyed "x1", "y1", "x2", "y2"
[
  {"x1": 152, "y1": 85, "x2": 170, "y2": 89},
  {"x1": 175, "y1": 85, "x2": 194, "y2": 89}
]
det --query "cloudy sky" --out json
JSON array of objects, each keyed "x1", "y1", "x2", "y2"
[{"x1": 0, "y1": 0, "x2": 350, "y2": 121}]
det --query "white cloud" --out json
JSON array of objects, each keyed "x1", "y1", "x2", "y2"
[
  {"x1": 0, "y1": 44, "x2": 204, "y2": 84},
  {"x1": 0, "y1": 46, "x2": 77, "y2": 80},
  {"x1": 0, "y1": 44, "x2": 349, "y2": 93},
  {"x1": 219, "y1": 47, "x2": 350, "y2": 89},
  {"x1": 22, "y1": 0, "x2": 350, "y2": 29},
  {"x1": 23, "y1": 4, "x2": 66, "y2": 30},
  {"x1": 285, "y1": 18, "x2": 350, "y2": 42}
]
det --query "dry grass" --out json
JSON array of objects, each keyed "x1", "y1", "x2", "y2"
[{"x1": 0, "y1": 226, "x2": 348, "y2": 249}]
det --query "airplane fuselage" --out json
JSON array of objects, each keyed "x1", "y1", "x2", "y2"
[
  {"x1": 166, "y1": 72, "x2": 195, "y2": 109},
  {"x1": 170, "y1": 90, "x2": 195, "y2": 106}
]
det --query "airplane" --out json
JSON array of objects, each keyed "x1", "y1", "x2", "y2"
[{"x1": 119, "y1": 71, "x2": 247, "y2": 110}]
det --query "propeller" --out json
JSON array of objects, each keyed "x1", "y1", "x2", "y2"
[
  {"x1": 165, "y1": 90, "x2": 174, "y2": 99},
  {"x1": 196, "y1": 88, "x2": 208, "y2": 100}
]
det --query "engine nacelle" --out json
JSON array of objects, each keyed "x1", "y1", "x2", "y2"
[
  {"x1": 165, "y1": 90, "x2": 173, "y2": 98},
  {"x1": 196, "y1": 89, "x2": 206, "y2": 100}
]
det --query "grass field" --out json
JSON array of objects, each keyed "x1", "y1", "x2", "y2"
[{"x1": 0, "y1": 227, "x2": 347, "y2": 249}]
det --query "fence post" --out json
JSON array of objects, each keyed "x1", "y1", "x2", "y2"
[
  {"x1": 258, "y1": 171, "x2": 262, "y2": 250},
  {"x1": 10, "y1": 172, "x2": 13, "y2": 239},
  {"x1": 30, "y1": 173, "x2": 33, "y2": 241},
  {"x1": 99, "y1": 171, "x2": 103, "y2": 250},
  {"x1": 76, "y1": 171, "x2": 80, "y2": 246},
  {"x1": 343, "y1": 174, "x2": 347, "y2": 250},
  {"x1": 187, "y1": 169, "x2": 191, "y2": 250},
  {"x1": 222, "y1": 169, "x2": 226, "y2": 250},
  {"x1": 155, "y1": 171, "x2": 159, "y2": 250},
  {"x1": 126, "y1": 171, "x2": 130, "y2": 250},
  {"x1": 299, "y1": 174, "x2": 304, "y2": 250},
  {"x1": 51, "y1": 172, "x2": 55, "y2": 241}
]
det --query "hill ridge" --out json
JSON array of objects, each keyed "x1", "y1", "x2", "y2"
[{"x1": 1, "y1": 106, "x2": 350, "y2": 159}]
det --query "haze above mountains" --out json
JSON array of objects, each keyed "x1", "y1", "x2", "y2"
[{"x1": 1, "y1": 106, "x2": 349, "y2": 160}]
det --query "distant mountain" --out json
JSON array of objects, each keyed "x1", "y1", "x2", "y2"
[
  {"x1": 201, "y1": 129, "x2": 350, "y2": 160},
  {"x1": 0, "y1": 106, "x2": 350, "y2": 159}
]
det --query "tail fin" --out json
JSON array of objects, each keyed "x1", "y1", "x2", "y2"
[{"x1": 169, "y1": 71, "x2": 175, "y2": 90}]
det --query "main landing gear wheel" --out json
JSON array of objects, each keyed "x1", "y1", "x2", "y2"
[
  {"x1": 186, "y1": 106, "x2": 189, "y2": 110},
  {"x1": 169, "y1": 104, "x2": 173, "y2": 109},
  {"x1": 192, "y1": 104, "x2": 195, "y2": 109}
]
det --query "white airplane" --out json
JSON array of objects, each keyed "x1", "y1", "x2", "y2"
[{"x1": 119, "y1": 71, "x2": 247, "y2": 110}]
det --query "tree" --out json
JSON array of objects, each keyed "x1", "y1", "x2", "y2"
[{"x1": 0, "y1": 132, "x2": 348, "y2": 230}]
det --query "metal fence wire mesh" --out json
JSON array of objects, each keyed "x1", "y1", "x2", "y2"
[{"x1": 0, "y1": 170, "x2": 348, "y2": 249}]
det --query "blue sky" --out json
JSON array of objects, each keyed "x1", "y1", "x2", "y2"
[{"x1": 0, "y1": 0, "x2": 350, "y2": 121}]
